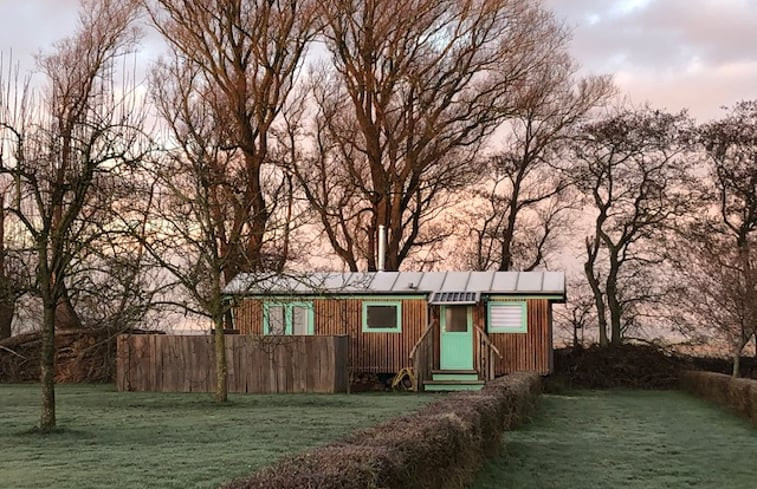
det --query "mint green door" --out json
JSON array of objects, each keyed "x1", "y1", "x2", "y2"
[{"x1": 440, "y1": 305, "x2": 473, "y2": 370}]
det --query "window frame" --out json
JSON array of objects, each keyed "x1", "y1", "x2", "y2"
[
  {"x1": 263, "y1": 301, "x2": 314, "y2": 335},
  {"x1": 487, "y1": 301, "x2": 527, "y2": 333},
  {"x1": 361, "y1": 300, "x2": 403, "y2": 333}
]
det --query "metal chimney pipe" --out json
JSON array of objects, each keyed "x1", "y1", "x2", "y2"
[{"x1": 377, "y1": 225, "x2": 386, "y2": 272}]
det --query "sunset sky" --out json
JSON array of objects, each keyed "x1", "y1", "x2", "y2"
[{"x1": 0, "y1": 0, "x2": 755, "y2": 121}]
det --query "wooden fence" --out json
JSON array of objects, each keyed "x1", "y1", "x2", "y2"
[{"x1": 116, "y1": 334, "x2": 349, "y2": 394}]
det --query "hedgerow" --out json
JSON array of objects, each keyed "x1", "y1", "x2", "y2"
[
  {"x1": 222, "y1": 372, "x2": 541, "y2": 489},
  {"x1": 680, "y1": 370, "x2": 757, "y2": 425}
]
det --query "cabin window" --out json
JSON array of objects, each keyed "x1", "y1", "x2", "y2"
[
  {"x1": 444, "y1": 306, "x2": 469, "y2": 332},
  {"x1": 487, "y1": 302, "x2": 527, "y2": 333},
  {"x1": 266, "y1": 305, "x2": 287, "y2": 335},
  {"x1": 362, "y1": 301, "x2": 402, "y2": 333},
  {"x1": 263, "y1": 301, "x2": 314, "y2": 335}
]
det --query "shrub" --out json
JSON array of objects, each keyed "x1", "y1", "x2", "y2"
[
  {"x1": 552, "y1": 344, "x2": 683, "y2": 389},
  {"x1": 680, "y1": 371, "x2": 757, "y2": 425},
  {"x1": 222, "y1": 372, "x2": 542, "y2": 489}
]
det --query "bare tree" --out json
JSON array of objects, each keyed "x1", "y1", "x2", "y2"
[
  {"x1": 297, "y1": 0, "x2": 569, "y2": 271},
  {"x1": 143, "y1": 0, "x2": 317, "y2": 402},
  {"x1": 66, "y1": 168, "x2": 165, "y2": 334},
  {"x1": 467, "y1": 59, "x2": 613, "y2": 271},
  {"x1": 677, "y1": 101, "x2": 757, "y2": 375},
  {"x1": 675, "y1": 231, "x2": 755, "y2": 376},
  {"x1": 0, "y1": 0, "x2": 143, "y2": 431},
  {"x1": 553, "y1": 276, "x2": 597, "y2": 348},
  {"x1": 144, "y1": 0, "x2": 318, "y2": 278},
  {"x1": 0, "y1": 194, "x2": 20, "y2": 339},
  {"x1": 573, "y1": 107, "x2": 694, "y2": 346}
]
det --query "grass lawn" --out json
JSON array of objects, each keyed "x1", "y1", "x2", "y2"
[
  {"x1": 0, "y1": 383, "x2": 433, "y2": 489},
  {"x1": 473, "y1": 390, "x2": 757, "y2": 489}
]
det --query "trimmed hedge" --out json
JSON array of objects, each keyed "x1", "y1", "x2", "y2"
[
  {"x1": 222, "y1": 372, "x2": 541, "y2": 489},
  {"x1": 680, "y1": 370, "x2": 757, "y2": 425}
]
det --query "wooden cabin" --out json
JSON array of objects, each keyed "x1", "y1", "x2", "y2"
[{"x1": 224, "y1": 271, "x2": 565, "y2": 391}]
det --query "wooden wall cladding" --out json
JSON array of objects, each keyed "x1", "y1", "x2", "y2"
[
  {"x1": 116, "y1": 334, "x2": 349, "y2": 394},
  {"x1": 233, "y1": 296, "x2": 553, "y2": 376},
  {"x1": 479, "y1": 298, "x2": 552, "y2": 375},
  {"x1": 234, "y1": 297, "x2": 427, "y2": 374}
]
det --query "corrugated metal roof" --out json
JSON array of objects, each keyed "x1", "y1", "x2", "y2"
[{"x1": 224, "y1": 271, "x2": 565, "y2": 298}]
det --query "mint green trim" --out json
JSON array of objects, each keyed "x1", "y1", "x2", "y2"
[
  {"x1": 237, "y1": 294, "x2": 424, "y2": 301},
  {"x1": 487, "y1": 301, "x2": 527, "y2": 333},
  {"x1": 487, "y1": 295, "x2": 563, "y2": 301},
  {"x1": 262, "y1": 302, "x2": 281, "y2": 335},
  {"x1": 424, "y1": 382, "x2": 484, "y2": 392},
  {"x1": 231, "y1": 294, "x2": 562, "y2": 301},
  {"x1": 263, "y1": 301, "x2": 314, "y2": 335},
  {"x1": 432, "y1": 372, "x2": 479, "y2": 382},
  {"x1": 361, "y1": 301, "x2": 402, "y2": 333},
  {"x1": 440, "y1": 305, "x2": 474, "y2": 370}
]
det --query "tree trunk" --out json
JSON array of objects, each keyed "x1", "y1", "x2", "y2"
[
  {"x1": 40, "y1": 298, "x2": 57, "y2": 432},
  {"x1": 732, "y1": 349, "x2": 740, "y2": 378},
  {"x1": 606, "y1": 282, "x2": 623, "y2": 345},
  {"x1": 584, "y1": 244, "x2": 608, "y2": 347},
  {"x1": 0, "y1": 196, "x2": 12, "y2": 340},
  {"x1": 0, "y1": 298, "x2": 13, "y2": 340},
  {"x1": 604, "y1": 247, "x2": 623, "y2": 346},
  {"x1": 55, "y1": 285, "x2": 82, "y2": 330},
  {"x1": 498, "y1": 173, "x2": 522, "y2": 272},
  {"x1": 213, "y1": 315, "x2": 228, "y2": 403}
]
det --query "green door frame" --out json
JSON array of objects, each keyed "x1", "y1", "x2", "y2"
[
  {"x1": 439, "y1": 305, "x2": 474, "y2": 370},
  {"x1": 263, "y1": 301, "x2": 314, "y2": 335}
]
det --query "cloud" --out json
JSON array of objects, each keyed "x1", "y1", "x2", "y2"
[
  {"x1": 616, "y1": 60, "x2": 757, "y2": 121},
  {"x1": 1, "y1": 0, "x2": 755, "y2": 121},
  {"x1": 0, "y1": 1, "x2": 80, "y2": 63},
  {"x1": 544, "y1": 0, "x2": 757, "y2": 120}
]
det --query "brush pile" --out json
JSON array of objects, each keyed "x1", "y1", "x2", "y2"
[
  {"x1": 553, "y1": 343, "x2": 683, "y2": 389},
  {"x1": 0, "y1": 329, "x2": 143, "y2": 383}
]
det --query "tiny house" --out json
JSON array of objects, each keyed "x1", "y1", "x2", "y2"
[{"x1": 224, "y1": 271, "x2": 565, "y2": 391}]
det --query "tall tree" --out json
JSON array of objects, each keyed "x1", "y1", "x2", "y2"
[
  {"x1": 467, "y1": 59, "x2": 613, "y2": 271},
  {"x1": 573, "y1": 108, "x2": 693, "y2": 346},
  {"x1": 144, "y1": 0, "x2": 317, "y2": 279},
  {"x1": 297, "y1": 0, "x2": 568, "y2": 271},
  {"x1": 679, "y1": 101, "x2": 757, "y2": 375},
  {"x1": 144, "y1": 0, "x2": 317, "y2": 401},
  {"x1": 0, "y1": 0, "x2": 143, "y2": 431}
]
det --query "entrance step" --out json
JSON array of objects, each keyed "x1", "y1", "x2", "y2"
[
  {"x1": 423, "y1": 379, "x2": 485, "y2": 392},
  {"x1": 431, "y1": 369, "x2": 480, "y2": 382}
]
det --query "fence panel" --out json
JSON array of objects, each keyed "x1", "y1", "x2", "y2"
[{"x1": 117, "y1": 334, "x2": 350, "y2": 394}]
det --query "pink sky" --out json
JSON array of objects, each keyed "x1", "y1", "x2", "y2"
[{"x1": 1, "y1": 0, "x2": 755, "y2": 121}]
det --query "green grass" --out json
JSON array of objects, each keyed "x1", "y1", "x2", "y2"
[
  {"x1": 0, "y1": 384, "x2": 433, "y2": 489},
  {"x1": 474, "y1": 390, "x2": 757, "y2": 489}
]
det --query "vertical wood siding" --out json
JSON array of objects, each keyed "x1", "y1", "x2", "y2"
[
  {"x1": 477, "y1": 298, "x2": 552, "y2": 375},
  {"x1": 234, "y1": 296, "x2": 552, "y2": 376},
  {"x1": 236, "y1": 299, "x2": 263, "y2": 334},
  {"x1": 235, "y1": 297, "x2": 427, "y2": 373},
  {"x1": 116, "y1": 335, "x2": 349, "y2": 393}
]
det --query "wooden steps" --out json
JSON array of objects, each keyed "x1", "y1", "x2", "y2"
[{"x1": 423, "y1": 369, "x2": 484, "y2": 391}]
